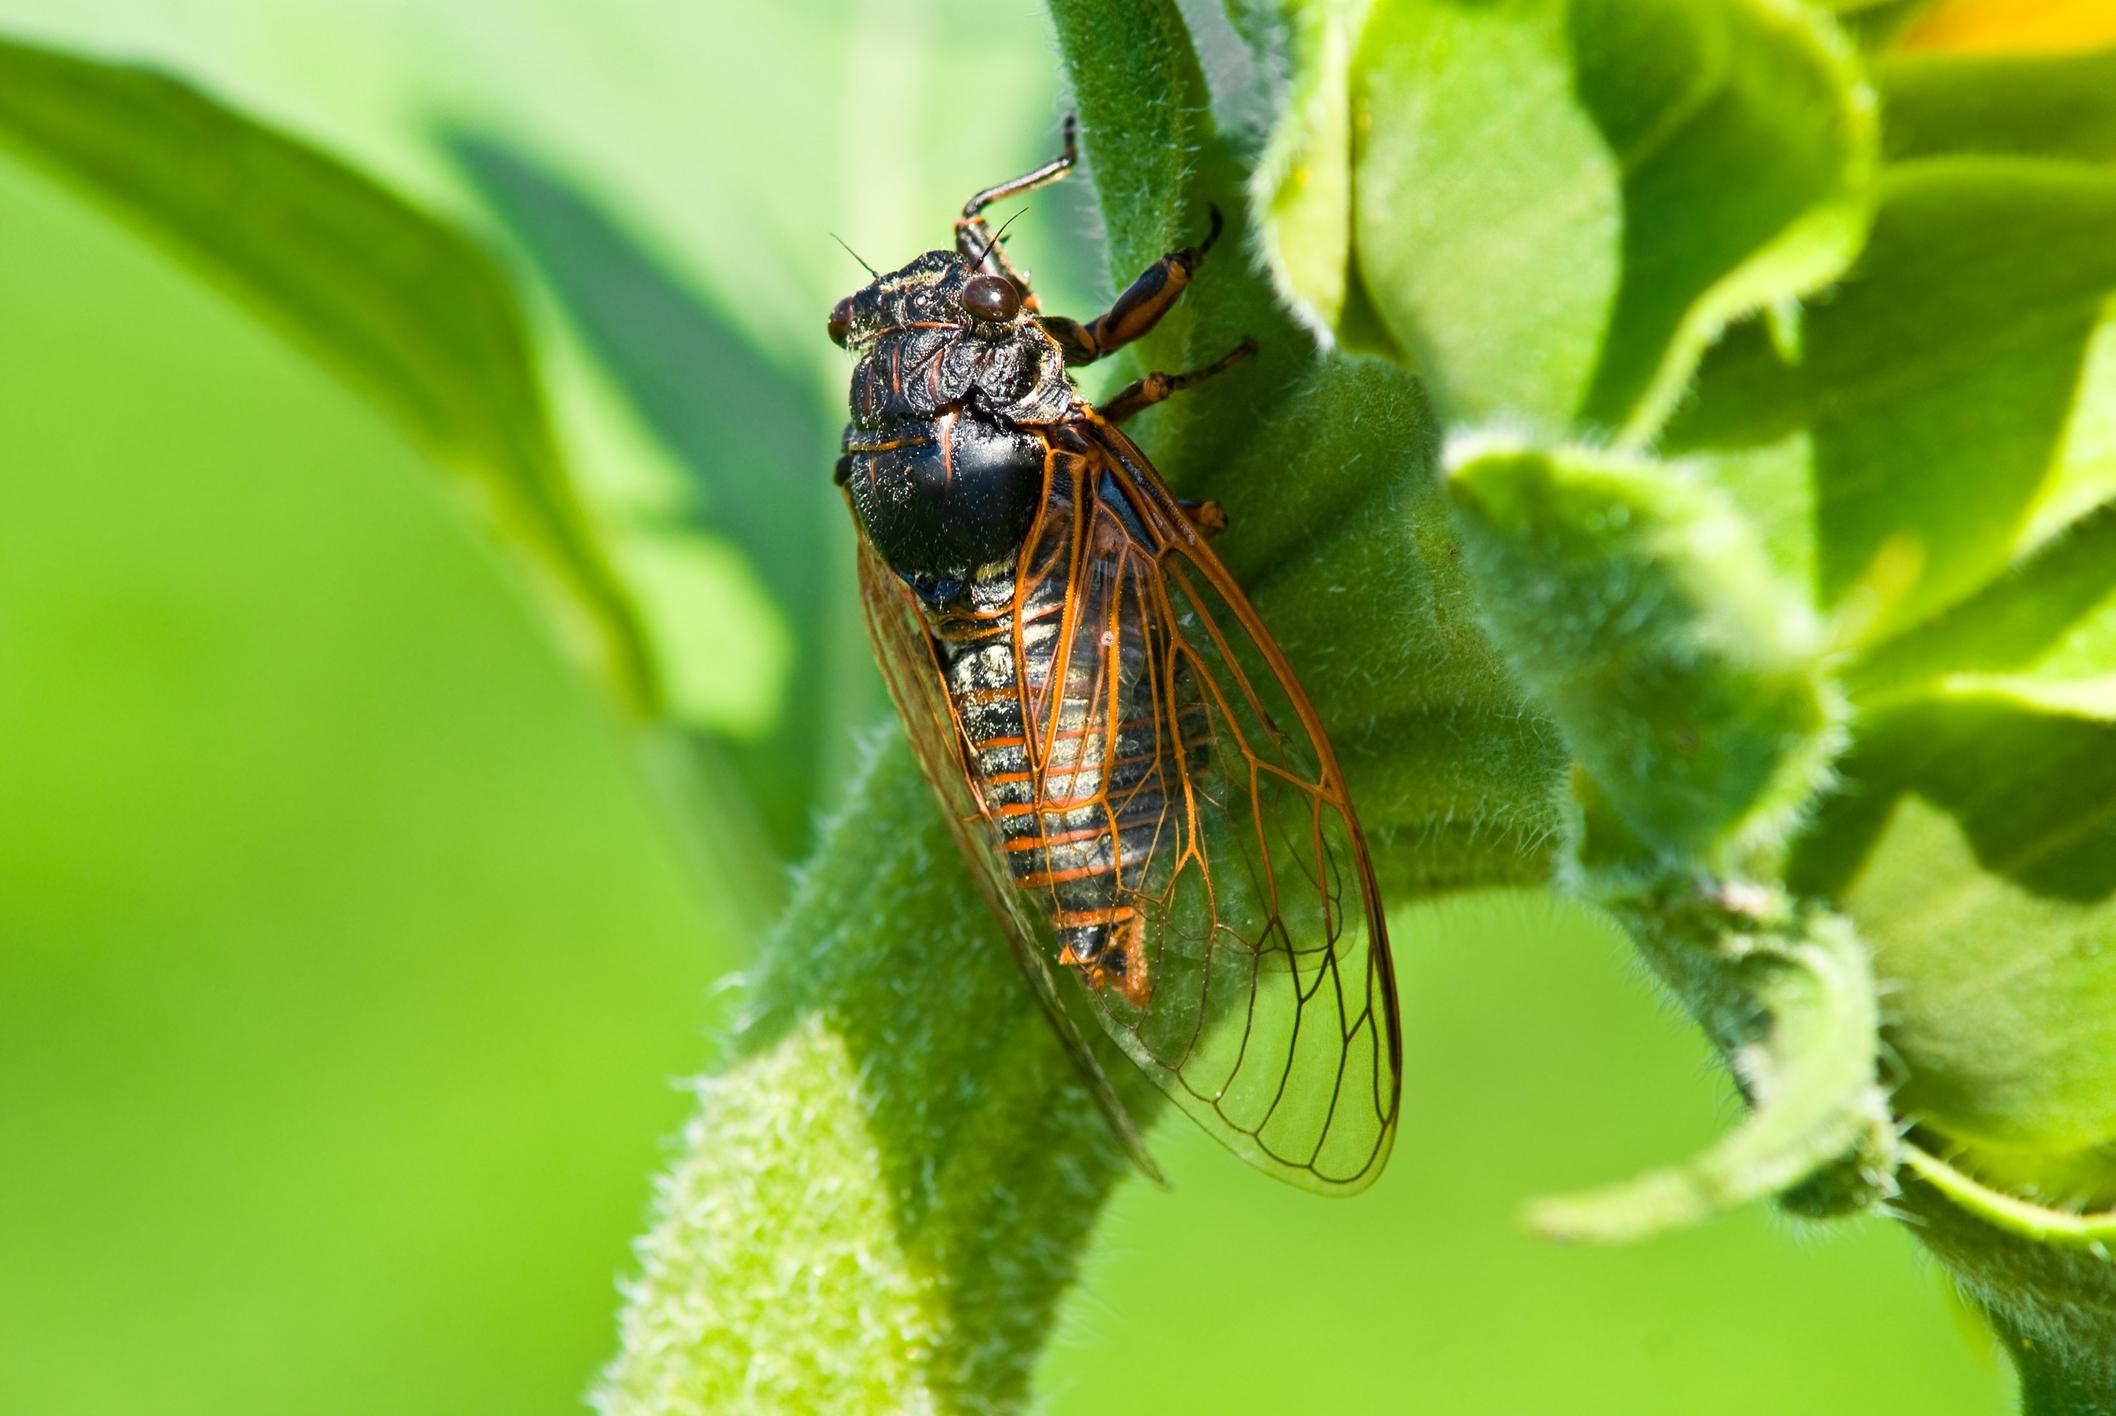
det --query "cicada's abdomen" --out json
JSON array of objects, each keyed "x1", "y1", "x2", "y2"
[{"x1": 935, "y1": 552, "x2": 1173, "y2": 1004}]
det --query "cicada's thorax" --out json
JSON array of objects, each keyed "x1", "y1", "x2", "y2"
[{"x1": 835, "y1": 250, "x2": 1075, "y2": 604}]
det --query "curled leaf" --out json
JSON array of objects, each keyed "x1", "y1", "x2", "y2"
[
  {"x1": 1446, "y1": 436, "x2": 1841, "y2": 864},
  {"x1": 1528, "y1": 871, "x2": 1893, "y2": 1241}
]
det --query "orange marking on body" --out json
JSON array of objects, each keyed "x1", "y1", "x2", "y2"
[
  {"x1": 843, "y1": 433, "x2": 929, "y2": 453},
  {"x1": 952, "y1": 601, "x2": 1066, "y2": 641},
  {"x1": 1003, "y1": 824, "x2": 1109, "y2": 853},
  {"x1": 1016, "y1": 860, "x2": 1122, "y2": 887},
  {"x1": 1054, "y1": 905, "x2": 1136, "y2": 927}
]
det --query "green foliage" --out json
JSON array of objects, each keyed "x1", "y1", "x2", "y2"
[
  {"x1": 0, "y1": 36, "x2": 655, "y2": 713},
  {"x1": 597, "y1": 743, "x2": 1157, "y2": 1411},
  {"x1": 1447, "y1": 439, "x2": 1840, "y2": 862},
  {"x1": 0, "y1": 140, "x2": 727, "y2": 1416},
  {"x1": 1264, "y1": 0, "x2": 1874, "y2": 440},
  {"x1": 7, "y1": 1, "x2": 2116, "y2": 1411},
  {"x1": 1244, "y1": 1, "x2": 2116, "y2": 1406},
  {"x1": 1668, "y1": 159, "x2": 2116, "y2": 635}
]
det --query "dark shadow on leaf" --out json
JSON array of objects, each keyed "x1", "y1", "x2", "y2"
[
  {"x1": 1667, "y1": 165, "x2": 2116, "y2": 632},
  {"x1": 1791, "y1": 696, "x2": 2116, "y2": 905},
  {"x1": 441, "y1": 128, "x2": 848, "y2": 858}
]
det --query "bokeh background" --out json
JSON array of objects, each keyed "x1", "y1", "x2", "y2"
[{"x1": 0, "y1": 1, "x2": 2016, "y2": 1411}]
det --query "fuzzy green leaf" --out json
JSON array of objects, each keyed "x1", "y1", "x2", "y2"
[
  {"x1": 1050, "y1": 0, "x2": 1566, "y2": 890},
  {"x1": 0, "y1": 36, "x2": 656, "y2": 711},
  {"x1": 1528, "y1": 874, "x2": 1892, "y2": 1241},
  {"x1": 1446, "y1": 437, "x2": 1840, "y2": 863},
  {"x1": 1244, "y1": 0, "x2": 1393, "y2": 350}
]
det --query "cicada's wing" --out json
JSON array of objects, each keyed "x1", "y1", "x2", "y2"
[
  {"x1": 1032, "y1": 422, "x2": 1402, "y2": 1193},
  {"x1": 850, "y1": 526, "x2": 1164, "y2": 1183}
]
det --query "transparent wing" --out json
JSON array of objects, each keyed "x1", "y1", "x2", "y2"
[
  {"x1": 850, "y1": 527, "x2": 1163, "y2": 1183},
  {"x1": 1032, "y1": 423, "x2": 1403, "y2": 1193}
]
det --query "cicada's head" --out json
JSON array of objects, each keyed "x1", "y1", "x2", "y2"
[{"x1": 827, "y1": 249, "x2": 1031, "y2": 352}]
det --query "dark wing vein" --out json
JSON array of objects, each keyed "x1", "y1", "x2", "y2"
[{"x1": 1026, "y1": 419, "x2": 1401, "y2": 1193}]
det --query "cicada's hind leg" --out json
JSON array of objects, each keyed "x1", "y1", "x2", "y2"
[
  {"x1": 956, "y1": 113, "x2": 1078, "y2": 310},
  {"x1": 1042, "y1": 205, "x2": 1230, "y2": 367}
]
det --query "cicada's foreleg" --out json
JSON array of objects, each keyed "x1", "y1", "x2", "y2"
[
  {"x1": 1042, "y1": 205, "x2": 1226, "y2": 367},
  {"x1": 1099, "y1": 337, "x2": 1258, "y2": 426},
  {"x1": 955, "y1": 113, "x2": 1077, "y2": 310}
]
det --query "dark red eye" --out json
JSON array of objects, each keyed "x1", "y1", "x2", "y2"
[
  {"x1": 961, "y1": 274, "x2": 1022, "y2": 323},
  {"x1": 828, "y1": 296, "x2": 856, "y2": 346}
]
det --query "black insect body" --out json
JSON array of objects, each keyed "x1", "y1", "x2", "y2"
[
  {"x1": 832, "y1": 253, "x2": 1068, "y2": 606},
  {"x1": 831, "y1": 118, "x2": 1402, "y2": 1193}
]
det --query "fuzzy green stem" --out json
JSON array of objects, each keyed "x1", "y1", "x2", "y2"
[{"x1": 597, "y1": 739, "x2": 1155, "y2": 1413}]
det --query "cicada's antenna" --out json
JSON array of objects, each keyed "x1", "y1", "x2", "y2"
[
  {"x1": 831, "y1": 233, "x2": 879, "y2": 277},
  {"x1": 974, "y1": 209, "x2": 1027, "y2": 269}
]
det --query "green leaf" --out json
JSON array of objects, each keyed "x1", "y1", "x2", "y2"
[
  {"x1": 1260, "y1": 0, "x2": 1874, "y2": 441},
  {"x1": 1203, "y1": 358, "x2": 1566, "y2": 890},
  {"x1": 1446, "y1": 437, "x2": 1840, "y2": 862},
  {"x1": 444, "y1": 130, "x2": 855, "y2": 859},
  {"x1": 1047, "y1": 0, "x2": 1213, "y2": 282},
  {"x1": 1850, "y1": 498, "x2": 2116, "y2": 698},
  {"x1": 1244, "y1": 0, "x2": 1393, "y2": 350},
  {"x1": 1667, "y1": 158, "x2": 2116, "y2": 638},
  {"x1": 1789, "y1": 688, "x2": 2116, "y2": 1200},
  {"x1": 0, "y1": 35, "x2": 656, "y2": 712},
  {"x1": 1880, "y1": 46, "x2": 2116, "y2": 166},
  {"x1": 1052, "y1": 0, "x2": 1569, "y2": 890}
]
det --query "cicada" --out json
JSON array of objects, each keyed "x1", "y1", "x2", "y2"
[{"x1": 828, "y1": 117, "x2": 1400, "y2": 1193}]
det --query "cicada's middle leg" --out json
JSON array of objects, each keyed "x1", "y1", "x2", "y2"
[
  {"x1": 955, "y1": 113, "x2": 1078, "y2": 310},
  {"x1": 1099, "y1": 337, "x2": 1259, "y2": 426}
]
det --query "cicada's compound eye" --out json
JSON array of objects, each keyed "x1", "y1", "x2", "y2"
[
  {"x1": 961, "y1": 273, "x2": 1022, "y2": 324},
  {"x1": 828, "y1": 296, "x2": 857, "y2": 347}
]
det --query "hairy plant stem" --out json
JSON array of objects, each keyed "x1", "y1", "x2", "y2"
[{"x1": 596, "y1": 738, "x2": 1152, "y2": 1413}]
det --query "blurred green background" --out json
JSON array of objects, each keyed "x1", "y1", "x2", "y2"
[{"x1": 0, "y1": 0, "x2": 2014, "y2": 1411}]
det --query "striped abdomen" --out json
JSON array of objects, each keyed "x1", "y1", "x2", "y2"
[{"x1": 937, "y1": 561, "x2": 1172, "y2": 994}]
